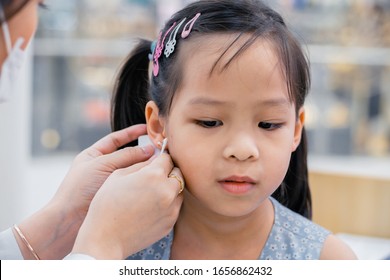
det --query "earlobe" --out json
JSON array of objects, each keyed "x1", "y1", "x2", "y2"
[
  {"x1": 145, "y1": 101, "x2": 166, "y2": 147},
  {"x1": 292, "y1": 107, "x2": 305, "y2": 152}
]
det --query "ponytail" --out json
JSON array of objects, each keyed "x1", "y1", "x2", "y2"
[
  {"x1": 111, "y1": 39, "x2": 152, "y2": 147},
  {"x1": 272, "y1": 127, "x2": 312, "y2": 219}
]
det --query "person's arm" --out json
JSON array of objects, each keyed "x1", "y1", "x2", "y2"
[{"x1": 12, "y1": 124, "x2": 155, "y2": 260}]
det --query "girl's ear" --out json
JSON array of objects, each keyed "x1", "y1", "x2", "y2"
[
  {"x1": 145, "y1": 101, "x2": 166, "y2": 147},
  {"x1": 292, "y1": 107, "x2": 305, "y2": 152}
]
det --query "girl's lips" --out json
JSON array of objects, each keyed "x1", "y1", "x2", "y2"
[{"x1": 218, "y1": 176, "x2": 256, "y2": 194}]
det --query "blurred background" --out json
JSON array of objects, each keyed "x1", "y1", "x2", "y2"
[{"x1": 0, "y1": 0, "x2": 389, "y2": 259}]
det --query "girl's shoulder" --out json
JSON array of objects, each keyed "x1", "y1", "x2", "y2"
[
  {"x1": 265, "y1": 197, "x2": 357, "y2": 260},
  {"x1": 260, "y1": 198, "x2": 331, "y2": 260}
]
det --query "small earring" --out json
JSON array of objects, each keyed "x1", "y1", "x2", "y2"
[{"x1": 157, "y1": 135, "x2": 167, "y2": 148}]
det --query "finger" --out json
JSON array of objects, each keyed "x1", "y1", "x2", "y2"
[
  {"x1": 170, "y1": 193, "x2": 184, "y2": 220},
  {"x1": 168, "y1": 167, "x2": 185, "y2": 195},
  {"x1": 99, "y1": 145, "x2": 155, "y2": 170},
  {"x1": 145, "y1": 153, "x2": 175, "y2": 176},
  {"x1": 115, "y1": 154, "x2": 174, "y2": 181},
  {"x1": 90, "y1": 124, "x2": 147, "y2": 155},
  {"x1": 173, "y1": 193, "x2": 184, "y2": 208},
  {"x1": 168, "y1": 167, "x2": 183, "y2": 178},
  {"x1": 115, "y1": 157, "x2": 155, "y2": 175}
]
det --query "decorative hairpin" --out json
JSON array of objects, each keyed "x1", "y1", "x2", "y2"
[
  {"x1": 153, "y1": 22, "x2": 176, "y2": 76},
  {"x1": 182, "y1": 13, "x2": 201, "y2": 38},
  {"x1": 148, "y1": 40, "x2": 157, "y2": 61},
  {"x1": 164, "y1": 18, "x2": 187, "y2": 58},
  {"x1": 152, "y1": 13, "x2": 201, "y2": 76}
]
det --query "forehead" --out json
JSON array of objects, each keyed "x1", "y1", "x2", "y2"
[{"x1": 175, "y1": 33, "x2": 287, "y2": 99}]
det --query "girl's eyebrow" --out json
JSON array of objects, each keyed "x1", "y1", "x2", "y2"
[
  {"x1": 260, "y1": 97, "x2": 291, "y2": 108},
  {"x1": 187, "y1": 96, "x2": 290, "y2": 107},
  {"x1": 187, "y1": 97, "x2": 227, "y2": 106}
]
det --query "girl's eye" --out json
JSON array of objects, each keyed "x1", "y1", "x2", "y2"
[
  {"x1": 258, "y1": 122, "x2": 282, "y2": 130},
  {"x1": 196, "y1": 120, "x2": 223, "y2": 128}
]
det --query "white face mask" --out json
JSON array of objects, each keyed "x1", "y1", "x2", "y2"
[{"x1": 0, "y1": 6, "x2": 28, "y2": 103}]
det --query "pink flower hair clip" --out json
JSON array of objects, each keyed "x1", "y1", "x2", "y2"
[
  {"x1": 153, "y1": 22, "x2": 176, "y2": 76},
  {"x1": 152, "y1": 13, "x2": 201, "y2": 77}
]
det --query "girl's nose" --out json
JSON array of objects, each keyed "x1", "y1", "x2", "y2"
[{"x1": 222, "y1": 132, "x2": 260, "y2": 161}]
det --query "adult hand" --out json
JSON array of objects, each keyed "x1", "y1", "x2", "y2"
[
  {"x1": 53, "y1": 124, "x2": 155, "y2": 222},
  {"x1": 71, "y1": 154, "x2": 184, "y2": 259},
  {"x1": 15, "y1": 124, "x2": 155, "y2": 259}
]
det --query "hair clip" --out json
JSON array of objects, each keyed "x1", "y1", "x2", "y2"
[
  {"x1": 152, "y1": 31, "x2": 162, "y2": 75},
  {"x1": 148, "y1": 40, "x2": 157, "y2": 61},
  {"x1": 181, "y1": 13, "x2": 201, "y2": 39},
  {"x1": 153, "y1": 22, "x2": 176, "y2": 76},
  {"x1": 164, "y1": 17, "x2": 186, "y2": 58}
]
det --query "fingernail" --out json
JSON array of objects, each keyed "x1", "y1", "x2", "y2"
[{"x1": 141, "y1": 144, "x2": 154, "y2": 156}]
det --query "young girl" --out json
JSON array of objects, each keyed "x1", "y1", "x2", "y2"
[{"x1": 111, "y1": 0, "x2": 357, "y2": 260}]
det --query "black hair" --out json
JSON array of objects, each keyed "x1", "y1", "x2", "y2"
[{"x1": 111, "y1": 0, "x2": 312, "y2": 219}]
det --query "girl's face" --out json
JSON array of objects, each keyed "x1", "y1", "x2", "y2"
[{"x1": 149, "y1": 34, "x2": 304, "y2": 218}]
